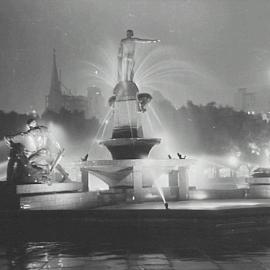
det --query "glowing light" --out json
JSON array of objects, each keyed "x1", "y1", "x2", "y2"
[
  {"x1": 191, "y1": 191, "x2": 209, "y2": 200},
  {"x1": 20, "y1": 204, "x2": 31, "y2": 209},
  {"x1": 228, "y1": 155, "x2": 239, "y2": 167}
]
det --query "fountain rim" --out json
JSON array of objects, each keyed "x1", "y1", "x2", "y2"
[{"x1": 99, "y1": 137, "x2": 161, "y2": 147}]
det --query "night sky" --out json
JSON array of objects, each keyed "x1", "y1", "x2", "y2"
[{"x1": 1, "y1": 0, "x2": 270, "y2": 113}]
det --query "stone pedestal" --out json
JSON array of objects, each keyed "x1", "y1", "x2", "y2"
[
  {"x1": 178, "y1": 167, "x2": 189, "y2": 200},
  {"x1": 133, "y1": 166, "x2": 143, "y2": 202},
  {"x1": 81, "y1": 169, "x2": 89, "y2": 192},
  {"x1": 247, "y1": 177, "x2": 270, "y2": 198},
  {"x1": 169, "y1": 170, "x2": 179, "y2": 187},
  {"x1": 80, "y1": 159, "x2": 192, "y2": 202},
  {"x1": 168, "y1": 168, "x2": 189, "y2": 200}
]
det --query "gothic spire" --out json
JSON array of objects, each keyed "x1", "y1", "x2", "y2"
[{"x1": 50, "y1": 49, "x2": 61, "y2": 93}]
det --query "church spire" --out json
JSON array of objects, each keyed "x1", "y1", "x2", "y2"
[{"x1": 50, "y1": 49, "x2": 61, "y2": 93}]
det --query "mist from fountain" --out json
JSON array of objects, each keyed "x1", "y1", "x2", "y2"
[
  {"x1": 145, "y1": 111, "x2": 155, "y2": 135},
  {"x1": 0, "y1": 139, "x2": 9, "y2": 163},
  {"x1": 154, "y1": 173, "x2": 168, "y2": 204},
  {"x1": 83, "y1": 42, "x2": 226, "y2": 105},
  {"x1": 148, "y1": 104, "x2": 164, "y2": 129},
  {"x1": 82, "y1": 41, "x2": 229, "y2": 160},
  {"x1": 82, "y1": 41, "x2": 118, "y2": 91},
  {"x1": 0, "y1": 161, "x2": 7, "y2": 181},
  {"x1": 87, "y1": 108, "x2": 113, "y2": 158}
]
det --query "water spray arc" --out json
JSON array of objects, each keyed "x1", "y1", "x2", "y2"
[
  {"x1": 87, "y1": 108, "x2": 113, "y2": 157},
  {"x1": 81, "y1": 31, "x2": 190, "y2": 207}
]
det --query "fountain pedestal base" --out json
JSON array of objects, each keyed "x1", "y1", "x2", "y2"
[{"x1": 80, "y1": 159, "x2": 191, "y2": 202}]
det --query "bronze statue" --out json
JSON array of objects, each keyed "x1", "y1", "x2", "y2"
[
  {"x1": 118, "y1": 30, "x2": 160, "y2": 82},
  {"x1": 4, "y1": 119, "x2": 69, "y2": 184}
]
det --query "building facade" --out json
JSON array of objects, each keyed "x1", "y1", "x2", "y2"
[
  {"x1": 46, "y1": 50, "x2": 105, "y2": 119},
  {"x1": 234, "y1": 88, "x2": 256, "y2": 114}
]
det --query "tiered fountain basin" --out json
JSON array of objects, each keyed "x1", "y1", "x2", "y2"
[{"x1": 100, "y1": 138, "x2": 161, "y2": 159}]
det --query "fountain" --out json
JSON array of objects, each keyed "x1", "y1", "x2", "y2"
[
  {"x1": 81, "y1": 31, "x2": 191, "y2": 202},
  {"x1": 100, "y1": 81, "x2": 160, "y2": 159}
]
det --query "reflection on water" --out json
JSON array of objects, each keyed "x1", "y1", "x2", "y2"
[{"x1": 2, "y1": 232, "x2": 270, "y2": 269}]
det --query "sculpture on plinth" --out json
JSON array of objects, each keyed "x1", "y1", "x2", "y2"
[
  {"x1": 83, "y1": 33, "x2": 190, "y2": 203},
  {"x1": 100, "y1": 30, "x2": 161, "y2": 159}
]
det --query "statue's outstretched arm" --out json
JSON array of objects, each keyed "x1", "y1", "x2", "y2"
[{"x1": 134, "y1": 38, "x2": 160, "y2": 44}]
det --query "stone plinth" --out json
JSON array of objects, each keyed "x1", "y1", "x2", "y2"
[
  {"x1": 80, "y1": 159, "x2": 193, "y2": 202},
  {"x1": 247, "y1": 177, "x2": 270, "y2": 198}
]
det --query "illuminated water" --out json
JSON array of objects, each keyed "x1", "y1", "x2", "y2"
[
  {"x1": 87, "y1": 108, "x2": 113, "y2": 159},
  {"x1": 0, "y1": 161, "x2": 7, "y2": 181},
  {"x1": 84, "y1": 44, "x2": 227, "y2": 107}
]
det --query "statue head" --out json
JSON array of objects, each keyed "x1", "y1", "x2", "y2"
[
  {"x1": 126, "y1": 29, "x2": 134, "y2": 38},
  {"x1": 26, "y1": 118, "x2": 38, "y2": 130}
]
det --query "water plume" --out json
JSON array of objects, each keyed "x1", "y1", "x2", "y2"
[
  {"x1": 87, "y1": 108, "x2": 113, "y2": 158},
  {"x1": 83, "y1": 42, "x2": 227, "y2": 106},
  {"x1": 0, "y1": 161, "x2": 7, "y2": 181},
  {"x1": 148, "y1": 104, "x2": 163, "y2": 129},
  {"x1": 154, "y1": 173, "x2": 168, "y2": 204}
]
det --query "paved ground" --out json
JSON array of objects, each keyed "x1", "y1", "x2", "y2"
[
  {"x1": 1, "y1": 240, "x2": 270, "y2": 270},
  {"x1": 97, "y1": 199, "x2": 270, "y2": 210},
  {"x1": 2, "y1": 199, "x2": 270, "y2": 269}
]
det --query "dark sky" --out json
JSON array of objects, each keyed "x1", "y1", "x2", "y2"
[{"x1": 1, "y1": 0, "x2": 270, "y2": 113}]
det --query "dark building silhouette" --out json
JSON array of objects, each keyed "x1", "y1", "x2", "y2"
[
  {"x1": 46, "y1": 49, "x2": 105, "y2": 119},
  {"x1": 234, "y1": 88, "x2": 256, "y2": 114}
]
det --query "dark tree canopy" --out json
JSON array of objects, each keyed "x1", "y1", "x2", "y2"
[
  {"x1": 153, "y1": 98, "x2": 270, "y2": 164},
  {"x1": 1, "y1": 101, "x2": 270, "y2": 164}
]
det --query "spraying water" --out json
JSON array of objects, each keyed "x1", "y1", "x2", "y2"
[
  {"x1": 0, "y1": 161, "x2": 8, "y2": 181},
  {"x1": 83, "y1": 41, "x2": 228, "y2": 106},
  {"x1": 82, "y1": 40, "x2": 118, "y2": 92},
  {"x1": 0, "y1": 140, "x2": 6, "y2": 148},
  {"x1": 145, "y1": 111, "x2": 155, "y2": 135},
  {"x1": 100, "y1": 113, "x2": 113, "y2": 140},
  {"x1": 155, "y1": 183, "x2": 166, "y2": 204},
  {"x1": 87, "y1": 108, "x2": 113, "y2": 158},
  {"x1": 153, "y1": 173, "x2": 168, "y2": 206},
  {"x1": 0, "y1": 139, "x2": 9, "y2": 163},
  {"x1": 148, "y1": 104, "x2": 163, "y2": 129}
]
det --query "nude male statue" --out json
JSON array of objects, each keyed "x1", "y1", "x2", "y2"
[{"x1": 118, "y1": 30, "x2": 160, "y2": 82}]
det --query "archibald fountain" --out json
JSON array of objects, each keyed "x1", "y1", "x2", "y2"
[{"x1": 80, "y1": 30, "x2": 190, "y2": 203}]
